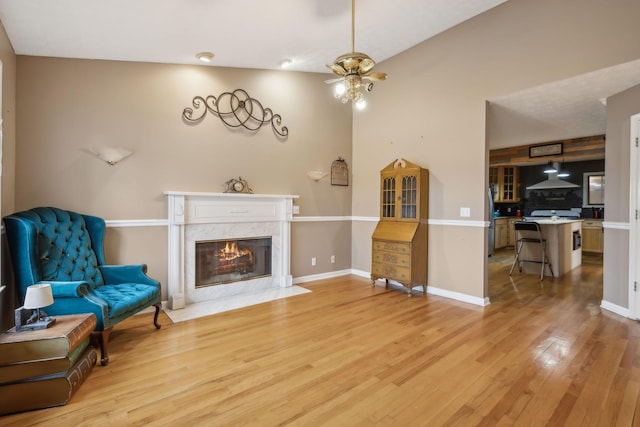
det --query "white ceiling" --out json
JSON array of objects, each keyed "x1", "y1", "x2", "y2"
[
  {"x1": 0, "y1": 0, "x2": 508, "y2": 73},
  {"x1": 0, "y1": 0, "x2": 638, "y2": 149},
  {"x1": 488, "y1": 59, "x2": 640, "y2": 149}
]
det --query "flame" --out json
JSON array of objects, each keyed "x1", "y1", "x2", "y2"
[{"x1": 217, "y1": 241, "x2": 253, "y2": 264}]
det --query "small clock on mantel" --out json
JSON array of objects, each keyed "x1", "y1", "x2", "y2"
[{"x1": 224, "y1": 176, "x2": 253, "y2": 194}]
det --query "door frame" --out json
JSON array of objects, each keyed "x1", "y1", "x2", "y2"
[{"x1": 629, "y1": 113, "x2": 640, "y2": 319}]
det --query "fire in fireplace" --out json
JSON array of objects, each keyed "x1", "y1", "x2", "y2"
[{"x1": 196, "y1": 237, "x2": 272, "y2": 287}]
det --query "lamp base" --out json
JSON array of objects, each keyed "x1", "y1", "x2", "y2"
[
  {"x1": 16, "y1": 317, "x2": 56, "y2": 331},
  {"x1": 15, "y1": 308, "x2": 56, "y2": 332}
]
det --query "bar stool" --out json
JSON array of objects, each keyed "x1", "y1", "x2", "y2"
[{"x1": 509, "y1": 221, "x2": 554, "y2": 281}]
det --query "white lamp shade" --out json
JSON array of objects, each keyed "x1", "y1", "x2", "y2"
[{"x1": 23, "y1": 284, "x2": 54, "y2": 309}]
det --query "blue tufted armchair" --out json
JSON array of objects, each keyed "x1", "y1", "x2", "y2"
[{"x1": 3, "y1": 207, "x2": 161, "y2": 365}]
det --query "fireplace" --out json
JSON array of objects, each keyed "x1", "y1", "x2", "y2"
[
  {"x1": 165, "y1": 191, "x2": 298, "y2": 309},
  {"x1": 196, "y1": 237, "x2": 272, "y2": 287}
]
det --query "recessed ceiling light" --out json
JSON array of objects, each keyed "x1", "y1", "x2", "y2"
[
  {"x1": 196, "y1": 52, "x2": 214, "y2": 63},
  {"x1": 280, "y1": 59, "x2": 293, "y2": 69}
]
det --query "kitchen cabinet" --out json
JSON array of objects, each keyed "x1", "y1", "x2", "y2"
[
  {"x1": 490, "y1": 166, "x2": 520, "y2": 203},
  {"x1": 581, "y1": 219, "x2": 603, "y2": 253},
  {"x1": 371, "y1": 158, "x2": 428, "y2": 297},
  {"x1": 494, "y1": 217, "x2": 520, "y2": 249},
  {"x1": 494, "y1": 218, "x2": 513, "y2": 249}
]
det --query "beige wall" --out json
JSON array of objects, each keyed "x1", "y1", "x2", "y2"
[
  {"x1": 15, "y1": 57, "x2": 352, "y2": 218},
  {"x1": 0, "y1": 23, "x2": 15, "y2": 215},
  {"x1": 0, "y1": 23, "x2": 15, "y2": 331},
  {"x1": 605, "y1": 84, "x2": 640, "y2": 221},
  {"x1": 14, "y1": 57, "x2": 353, "y2": 289},
  {"x1": 104, "y1": 226, "x2": 168, "y2": 298},
  {"x1": 351, "y1": 0, "x2": 640, "y2": 299},
  {"x1": 291, "y1": 221, "x2": 352, "y2": 277},
  {"x1": 602, "y1": 83, "x2": 640, "y2": 308}
]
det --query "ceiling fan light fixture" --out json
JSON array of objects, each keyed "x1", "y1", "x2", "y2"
[{"x1": 325, "y1": 0, "x2": 386, "y2": 109}]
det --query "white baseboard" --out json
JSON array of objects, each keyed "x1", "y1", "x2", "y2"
[
  {"x1": 292, "y1": 269, "x2": 354, "y2": 285},
  {"x1": 426, "y1": 285, "x2": 490, "y2": 306},
  {"x1": 350, "y1": 269, "x2": 371, "y2": 279},
  {"x1": 600, "y1": 299, "x2": 630, "y2": 318},
  {"x1": 298, "y1": 270, "x2": 489, "y2": 307}
]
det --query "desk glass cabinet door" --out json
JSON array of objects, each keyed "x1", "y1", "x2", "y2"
[{"x1": 380, "y1": 161, "x2": 425, "y2": 222}]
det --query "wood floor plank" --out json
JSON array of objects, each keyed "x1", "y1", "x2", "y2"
[{"x1": 3, "y1": 251, "x2": 639, "y2": 426}]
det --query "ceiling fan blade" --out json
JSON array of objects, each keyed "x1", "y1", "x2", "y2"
[
  {"x1": 324, "y1": 77, "x2": 345, "y2": 84},
  {"x1": 327, "y1": 63, "x2": 347, "y2": 76},
  {"x1": 363, "y1": 72, "x2": 387, "y2": 81},
  {"x1": 358, "y1": 58, "x2": 376, "y2": 74}
]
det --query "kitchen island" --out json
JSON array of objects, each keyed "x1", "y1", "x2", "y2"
[{"x1": 513, "y1": 219, "x2": 582, "y2": 277}]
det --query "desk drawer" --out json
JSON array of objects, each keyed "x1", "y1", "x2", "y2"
[
  {"x1": 373, "y1": 251, "x2": 410, "y2": 267},
  {"x1": 583, "y1": 220, "x2": 603, "y2": 228},
  {"x1": 372, "y1": 262, "x2": 411, "y2": 281},
  {"x1": 373, "y1": 241, "x2": 411, "y2": 254}
]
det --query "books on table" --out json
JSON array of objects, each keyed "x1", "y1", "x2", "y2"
[
  {"x1": 0, "y1": 313, "x2": 98, "y2": 415},
  {"x1": 0, "y1": 346, "x2": 97, "y2": 415}
]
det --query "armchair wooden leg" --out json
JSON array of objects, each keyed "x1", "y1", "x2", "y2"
[
  {"x1": 91, "y1": 328, "x2": 113, "y2": 366},
  {"x1": 153, "y1": 302, "x2": 162, "y2": 329}
]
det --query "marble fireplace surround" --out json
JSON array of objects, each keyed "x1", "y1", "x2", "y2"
[{"x1": 164, "y1": 191, "x2": 299, "y2": 310}]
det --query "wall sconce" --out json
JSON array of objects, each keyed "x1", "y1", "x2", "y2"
[
  {"x1": 307, "y1": 171, "x2": 328, "y2": 182},
  {"x1": 88, "y1": 147, "x2": 133, "y2": 166}
]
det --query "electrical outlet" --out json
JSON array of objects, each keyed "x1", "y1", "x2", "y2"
[
  {"x1": 460, "y1": 207, "x2": 471, "y2": 217},
  {"x1": 311, "y1": 257, "x2": 317, "y2": 266},
  {"x1": 292, "y1": 205, "x2": 300, "y2": 214},
  {"x1": 331, "y1": 255, "x2": 336, "y2": 264}
]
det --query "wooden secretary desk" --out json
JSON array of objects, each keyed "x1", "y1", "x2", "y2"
[{"x1": 371, "y1": 158, "x2": 429, "y2": 297}]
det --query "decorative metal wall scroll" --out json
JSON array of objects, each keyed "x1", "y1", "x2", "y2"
[
  {"x1": 182, "y1": 89, "x2": 288, "y2": 138},
  {"x1": 331, "y1": 157, "x2": 349, "y2": 186}
]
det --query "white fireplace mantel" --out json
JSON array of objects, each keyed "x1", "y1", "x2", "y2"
[{"x1": 164, "y1": 191, "x2": 299, "y2": 309}]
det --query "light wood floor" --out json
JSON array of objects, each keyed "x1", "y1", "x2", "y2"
[{"x1": 4, "y1": 250, "x2": 637, "y2": 426}]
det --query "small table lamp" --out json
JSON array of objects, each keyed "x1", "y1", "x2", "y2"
[{"x1": 16, "y1": 284, "x2": 56, "y2": 331}]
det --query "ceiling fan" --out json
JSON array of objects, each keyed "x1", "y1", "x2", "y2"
[{"x1": 326, "y1": 0, "x2": 387, "y2": 108}]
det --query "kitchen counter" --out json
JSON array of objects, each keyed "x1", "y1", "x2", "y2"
[
  {"x1": 513, "y1": 219, "x2": 582, "y2": 277},
  {"x1": 523, "y1": 218, "x2": 581, "y2": 225}
]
